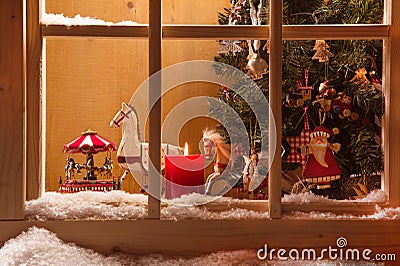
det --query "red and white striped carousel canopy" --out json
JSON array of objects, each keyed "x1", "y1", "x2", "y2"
[{"x1": 63, "y1": 129, "x2": 117, "y2": 154}]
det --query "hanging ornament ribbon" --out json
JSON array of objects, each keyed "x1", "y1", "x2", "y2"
[
  {"x1": 296, "y1": 70, "x2": 312, "y2": 89},
  {"x1": 304, "y1": 69, "x2": 309, "y2": 87}
]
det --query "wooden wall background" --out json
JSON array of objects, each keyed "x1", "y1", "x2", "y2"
[{"x1": 45, "y1": 0, "x2": 230, "y2": 191}]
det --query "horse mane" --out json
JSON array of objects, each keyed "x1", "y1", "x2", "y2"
[
  {"x1": 127, "y1": 103, "x2": 141, "y2": 141},
  {"x1": 203, "y1": 129, "x2": 231, "y2": 160}
]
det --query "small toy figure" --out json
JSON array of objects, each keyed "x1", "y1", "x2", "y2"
[
  {"x1": 64, "y1": 157, "x2": 76, "y2": 180},
  {"x1": 301, "y1": 126, "x2": 342, "y2": 189},
  {"x1": 246, "y1": 52, "x2": 268, "y2": 80},
  {"x1": 316, "y1": 80, "x2": 336, "y2": 99},
  {"x1": 243, "y1": 152, "x2": 259, "y2": 192}
]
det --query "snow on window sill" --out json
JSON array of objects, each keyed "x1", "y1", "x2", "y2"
[
  {"x1": 42, "y1": 13, "x2": 139, "y2": 26},
  {"x1": 25, "y1": 191, "x2": 270, "y2": 221},
  {"x1": 24, "y1": 190, "x2": 399, "y2": 221}
]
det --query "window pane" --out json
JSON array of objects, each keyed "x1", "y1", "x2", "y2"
[
  {"x1": 46, "y1": 38, "x2": 148, "y2": 192},
  {"x1": 163, "y1": 0, "x2": 270, "y2": 25},
  {"x1": 284, "y1": 0, "x2": 384, "y2": 25},
  {"x1": 282, "y1": 39, "x2": 384, "y2": 202},
  {"x1": 163, "y1": 40, "x2": 271, "y2": 200},
  {"x1": 45, "y1": 0, "x2": 148, "y2": 24}
]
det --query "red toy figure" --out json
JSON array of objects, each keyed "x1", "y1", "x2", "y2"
[{"x1": 301, "y1": 126, "x2": 342, "y2": 189}]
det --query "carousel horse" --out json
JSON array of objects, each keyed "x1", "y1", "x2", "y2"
[
  {"x1": 64, "y1": 157, "x2": 77, "y2": 180},
  {"x1": 202, "y1": 129, "x2": 245, "y2": 195},
  {"x1": 110, "y1": 102, "x2": 182, "y2": 187},
  {"x1": 99, "y1": 156, "x2": 113, "y2": 177}
]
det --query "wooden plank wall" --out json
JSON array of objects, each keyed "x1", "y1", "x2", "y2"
[
  {"x1": 0, "y1": 0, "x2": 26, "y2": 219},
  {"x1": 44, "y1": 0, "x2": 229, "y2": 191}
]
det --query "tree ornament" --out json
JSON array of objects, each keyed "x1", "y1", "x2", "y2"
[
  {"x1": 332, "y1": 92, "x2": 359, "y2": 121},
  {"x1": 246, "y1": 52, "x2": 268, "y2": 80},
  {"x1": 295, "y1": 70, "x2": 313, "y2": 106},
  {"x1": 229, "y1": 0, "x2": 247, "y2": 25},
  {"x1": 312, "y1": 40, "x2": 334, "y2": 62},
  {"x1": 350, "y1": 68, "x2": 370, "y2": 87},
  {"x1": 221, "y1": 85, "x2": 230, "y2": 101},
  {"x1": 285, "y1": 107, "x2": 312, "y2": 167},
  {"x1": 301, "y1": 126, "x2": 342, "y2": 189},
  {"x1": 244, "y1": 0, "x2": 268, "y2": 80},
  {"x1": 317, "y1": 80, "x2": 336, "y2": 99},
  {"x1": 217, "y1": 40, "x2": 243, "y2": 55}
]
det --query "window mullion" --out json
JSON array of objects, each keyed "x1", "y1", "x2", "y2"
[
  {"x1": 268, "y1": 0, "x2": 283, "y2": 219},
  {"x1": 148, "y1": 0, "x2": 162, "y2": 219}
]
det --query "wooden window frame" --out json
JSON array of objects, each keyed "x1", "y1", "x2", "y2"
[
  {"x1": 0, "y1": 0, "x2": 399, "y2": 256},
  {"x1": 1, "y1": 0, "x2": 399, "y2": 220}
]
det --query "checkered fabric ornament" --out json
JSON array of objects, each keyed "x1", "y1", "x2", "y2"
[{"x1": 285, "y1": 108, "x2": 311, "y2": 166}]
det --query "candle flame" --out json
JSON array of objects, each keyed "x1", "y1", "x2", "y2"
[{"x1": 184, "y1": 142, "x2": 189, "y2": 156}]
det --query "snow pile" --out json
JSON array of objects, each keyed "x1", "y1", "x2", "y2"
[
  {"x1": 356, "y1": 189, "x2": 388, "y2": 202},
  {"x1": 282, "y1": 189, "x2": 388, "y2": 203},
  {"x1": 0, "y1": 227, "x2": 116, "y2": 265},
  {"x1": 165, "y1": 192, "x2": 222, "y2": 206},
  {"x1": 165, "y1": 192, "x2": 254, "y2": 206},
  {"x1": 25, "y1": 191, "x2": 148, "y2": 220},
  {"x1": 42, "y1": 13, "x2": 138, "y2": 26},
  {"x1": 0, "y1": 227, "x2": 374, "y2": 265},
  {"x1": 25, "y1": 191, "x2": 268, "y2": 220},
  {"x1": 282, "y1": 192, "x2": 332, "y2": 203}
]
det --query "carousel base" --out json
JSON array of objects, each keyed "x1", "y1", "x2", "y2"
[{"x1": 58, "y1": 178, "x2": 120, "y2": 193}]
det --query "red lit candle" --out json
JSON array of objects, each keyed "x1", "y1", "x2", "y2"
[{"x1": 165, "y1": 142, "x2": 205, "y2": 199}]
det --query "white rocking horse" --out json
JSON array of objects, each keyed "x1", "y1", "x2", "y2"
[{"x1": 110, "y1": 102, "x2": 182, "y2": 190}]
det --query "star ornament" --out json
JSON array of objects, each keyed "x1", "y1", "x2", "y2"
[{"x1": 217, "y1": 40, "x2": 243, "y2": 55}]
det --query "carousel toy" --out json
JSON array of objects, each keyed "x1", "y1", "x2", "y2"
[{"x1": 59, "y1": 129, "x2": 118, "y2": 193}]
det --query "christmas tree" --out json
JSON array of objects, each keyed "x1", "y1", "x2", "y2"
[{"x1": 209, "y1": 0, "x2": 384, "y2": 199}]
